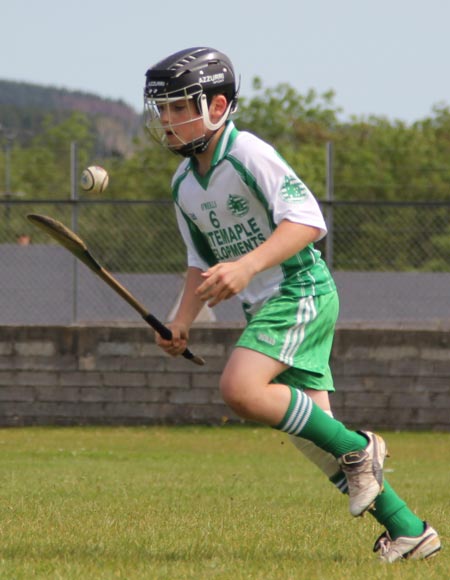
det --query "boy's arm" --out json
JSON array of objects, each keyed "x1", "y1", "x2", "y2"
[
  {"x1": 173, "y1": 267, "x2": 208, "y2": 328},
  {"x1": 155, "y1": 266, "x2": 206, "y2": 356},
  {"x1": 196, "y1": 220, "x2": 320, "y2": 307}
]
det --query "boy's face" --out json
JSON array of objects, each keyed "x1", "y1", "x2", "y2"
[
  {"x1": 157, "y1": 98, "x2": 206, "y2": 152},
  {"x1": 145, "y1": 91, "x2": 229, "y2": 156}
]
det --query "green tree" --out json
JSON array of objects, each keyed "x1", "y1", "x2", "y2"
[
  {"x1": 16, "y1": 112, "x2": 95, "y2": 198},
  {"x1": 107, "y1": 138, "x2": 179, "y2": 200},
  {"x1": 2, "y1": 80, "x2": 449, "y2": 272}
]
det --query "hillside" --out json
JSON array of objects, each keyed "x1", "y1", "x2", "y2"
[{"x1": 0, "y1": 80, "x2": 142, "y2": 156}]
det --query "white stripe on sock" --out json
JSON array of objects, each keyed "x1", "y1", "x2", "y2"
[
  {"x1": 283, "y1": 393, "x2": 303, "y2": 433},
  {"x1": 283, "y1": 390, "x2": 313, "y2": 435},
  {"x1": 290, "y1": 395, "x2": 313, "y2": 435},
  {"x1": 337, "y1": 477, "x2": 349, "y2": 493}
]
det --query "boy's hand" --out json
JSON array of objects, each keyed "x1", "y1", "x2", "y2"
[
  {"x1": 196, "y1": 260, "x2": 255, "y2": 307},
  {"x1": 155, "y1": 322, "x2": 189, "y2": 357}
]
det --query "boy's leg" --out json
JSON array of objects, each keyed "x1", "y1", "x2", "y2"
[
  {"x1": 220, "y1": 348, "x2": 386, "y2": 516},
  {"x1": 276, "y1": 384, "x2": 387, "y2": 516},
  {"x1": 289, "y1": 415, "x2": 348, "y2": 493},
  {"x1": 228, "y1": 289, "x2": 438, "y2": 556},
  {"x1": 290, "y1": 429, "x2": 425, "y2": 538},
  {"x1": 291, "y1": 432, "x2": 440, "y2": 561},
  {"x1": 289, "y1": 393, "x2": 434, "y2": 555},
  {"x1": 226, "y1": 292, "x2": 386, "y2": 516}
]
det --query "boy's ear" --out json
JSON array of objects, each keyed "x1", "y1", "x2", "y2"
[{"x1": 209, "y1": 94, "x2": 228, "y2": 120}]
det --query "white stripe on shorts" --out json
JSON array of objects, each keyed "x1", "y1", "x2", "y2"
[{"x1": 280, "y1": 296, "x2": 317, "y2": 366}]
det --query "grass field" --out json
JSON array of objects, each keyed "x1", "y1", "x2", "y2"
[{"x1": 0, "y1": 426, "x2": 447, "y2": 579}]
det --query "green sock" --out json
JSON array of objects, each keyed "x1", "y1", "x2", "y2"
[
  {"x1": 369, "y1": 480, "x2": 424, "y2": 539},
  {"x1": 275, "y1": 386, "x2": 367, "y2": 457}
]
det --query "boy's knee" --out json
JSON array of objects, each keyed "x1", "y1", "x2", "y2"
[{"x1": 219, "y1": 375, "x2": 252, "y2": 417}]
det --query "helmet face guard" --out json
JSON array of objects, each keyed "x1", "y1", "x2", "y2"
[
  {"x1": 144, "y1": 47, "x2": 238, "y2": 156},
  {"x1": 144, "y1": 84, "x2": 206, "y2": 156}
]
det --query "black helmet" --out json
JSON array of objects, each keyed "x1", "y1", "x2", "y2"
[{"x1": 144, "y1": 47, "x2": 238, "y2": 156}]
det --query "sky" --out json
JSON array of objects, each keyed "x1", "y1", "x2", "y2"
[{"x1": 2, "y1": 0, "x2": 450, "y2": 124}]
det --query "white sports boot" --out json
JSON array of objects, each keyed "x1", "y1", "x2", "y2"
[
  {"x1": 338, "y1": 431, "x2": 387, "y2": 516},
  {"x1": 373, "y1": 523, "x2": 441, "y2": 562}
]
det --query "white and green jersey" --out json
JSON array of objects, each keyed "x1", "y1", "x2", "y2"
[{"x1": 171, "y1": 121, "x2": 336, "y2": 315}]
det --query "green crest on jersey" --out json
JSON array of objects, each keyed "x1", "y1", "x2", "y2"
[
  {"x1": 227, "y1": 194, "x2": 250, "y2": 217},
  {"x1": 280, "y1": 175, "x2": 308, "y2": 203}
]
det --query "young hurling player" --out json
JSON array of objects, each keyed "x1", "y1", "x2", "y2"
[{"x1": 144, "y1": 47, "x2": 440, "y2": 562}]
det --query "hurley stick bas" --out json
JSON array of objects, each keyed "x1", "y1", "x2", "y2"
[{"x1": 27, "y1": 213, "x2": 205, "y2": 366}]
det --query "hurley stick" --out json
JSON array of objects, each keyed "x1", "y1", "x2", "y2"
[{"x1": 27, "y1": 213, "x2": 205, "y2": 365}]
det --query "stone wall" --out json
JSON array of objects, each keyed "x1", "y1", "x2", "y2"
[{"x1": 0, "y1": 324, "x2": 448, "y2": 430}]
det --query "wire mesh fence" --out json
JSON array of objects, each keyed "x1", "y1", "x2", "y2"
[
  {"x1": 1, "y1": 136, "x2": 449, "y2": 325},
  {"x1": 321, "y1": 201, "x2": 450, "y2": 271},
  {"x1": 0, "y1": 200, "x2": 191, "y2": 326},
  {"x1": 1, "y1": 197, "x2": 449, "y2": 325}
]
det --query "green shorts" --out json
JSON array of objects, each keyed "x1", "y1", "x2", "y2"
[{"x1": 236, "y1": 290, "x2": 339, "y2": 392}]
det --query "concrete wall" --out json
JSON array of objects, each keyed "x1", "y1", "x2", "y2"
[{"x1": 0, "y1": 324, "x2": 449, "y2": 430}]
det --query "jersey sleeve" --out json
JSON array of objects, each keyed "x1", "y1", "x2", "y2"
[
  {"x1": 235, "y1": 133, "x2": 328, "y2": 240},
  {"x1": 174, "y1": 204, "x2": 210, "y2": 271}
]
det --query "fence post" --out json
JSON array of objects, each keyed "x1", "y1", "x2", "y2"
[
  {"x1": 3, "y1": 135, "x2": 12, "y2": 225},
  {"x1": 70, "y1": 141, "x2": 78, "y2": 323},
  {"x1": 326, "y1": 141, "x2": 334, "y2": 271}
]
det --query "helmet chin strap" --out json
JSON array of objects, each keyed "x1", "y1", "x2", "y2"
[
  {"x1": 175, "y1": 136, "x2": 209, "y2": 157},
  {"x1": 199, "y1": 94, "x2": 233, "y2": 131},
  {"x1": 174, "y1": 94, "x2": 233, "y2": 157}
]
